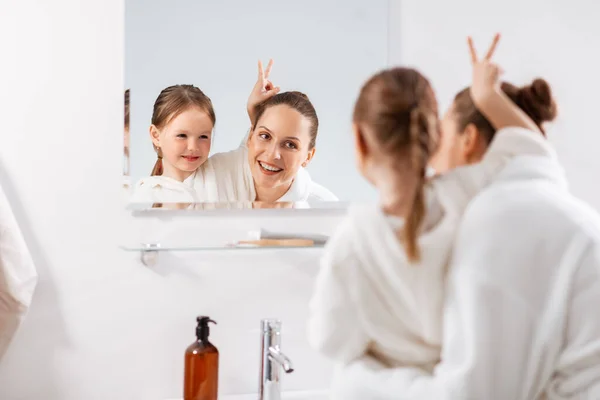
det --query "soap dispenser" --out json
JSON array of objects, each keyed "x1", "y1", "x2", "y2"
[{"x1": 184, "y1": 316, "x2": 218, "y2": 400}]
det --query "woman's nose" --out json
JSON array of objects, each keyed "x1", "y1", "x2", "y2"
[{"x1": 264, "y1": 142, "x2": 281, "y2": 159}]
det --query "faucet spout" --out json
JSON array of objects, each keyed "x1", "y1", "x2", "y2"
[{"x1": 268, "y1": 346, "x2": 294, "y2": 373}]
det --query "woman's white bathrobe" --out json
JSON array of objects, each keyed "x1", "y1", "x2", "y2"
[
  {"x1": 0, "y1": 184, "x2": 37, "y2": 360},
  {"x1": 131, "y1": 144, "x2": 337, "y2": 204},
  {"x1": 308, "y1": 127, "x2": 556, "y2": 374}
]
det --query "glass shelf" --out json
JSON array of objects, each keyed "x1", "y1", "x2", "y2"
[
  {"x1": 120, "y1": 241, "x2": 325, "y2": 266},
  {"x1": 120, "y1": 243, "x2": 325, "y2": 252}
]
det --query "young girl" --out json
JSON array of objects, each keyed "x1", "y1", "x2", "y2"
[
  {"x1": 131, "y1": 84, "x2": 216, "y2": 203},
  {"x1": 307, "y1": 35, "x2": 559, "y2": 389}
]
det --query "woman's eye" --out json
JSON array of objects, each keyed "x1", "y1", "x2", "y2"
[
  {"x1": 284, "y1": 141, "x2": 297, "y2": 150},
  {"x1": 259, "y1": 132, "x2": 270, "y2": 140}
]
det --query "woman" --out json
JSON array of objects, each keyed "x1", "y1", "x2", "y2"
[
  {"x1": 306, "y1": 34, "x2": 587, "y2": 399},
  {"x1": 202, "y1": 89, "x2": 337, "y2": 203},
  {"x1": 197, "y1": 59, "x2": 337, "y2": 204}
]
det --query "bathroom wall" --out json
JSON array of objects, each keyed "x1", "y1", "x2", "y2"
[{"x1": 0, "y1": 1, "x2": 599, "y2": 399}]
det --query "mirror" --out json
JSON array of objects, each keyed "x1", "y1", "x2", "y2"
[{"x1": 124, "y1": 0, "x2": 390, "y2": 208}]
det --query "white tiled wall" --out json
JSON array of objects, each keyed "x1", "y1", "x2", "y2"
[{"x1": 1, "y1": 1, "x2": 599, "y2": 399}]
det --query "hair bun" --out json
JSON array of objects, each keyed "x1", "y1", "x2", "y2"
[{"x1": 518, "y1": 78, "x2": 557, "y2": 124}]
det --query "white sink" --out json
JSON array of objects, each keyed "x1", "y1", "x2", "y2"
[
  {"x1": 167, "y1": 390, "x2": 329, "y2": 400},
  {"x1": 222, "y1": 391, "x2": 328, "y2": 399}
]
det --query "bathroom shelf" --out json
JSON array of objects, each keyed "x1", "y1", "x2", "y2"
[{"x1": 120, "y1": 243, "x2": 325, "y2": 266}]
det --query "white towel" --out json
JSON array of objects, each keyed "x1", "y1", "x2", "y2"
[{"x1": 0, "y1": 184, "x2": 38, "y2": 360}]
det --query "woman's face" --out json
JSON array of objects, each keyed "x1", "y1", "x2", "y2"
[
  {"x1": 150, "y1": 107, "x2": 213, "y2": 180},
  {"x1": 247, "y1": 104, "x2": 315, "y2": 193},
  {"x1": 429, "y1": 102, "x2": 488, "y2": 174}
]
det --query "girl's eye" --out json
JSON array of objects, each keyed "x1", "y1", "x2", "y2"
[
  {"x1": 200, "y1": 135, "x2": 209, "y2": 139},
  {"x1": 176, "y1": 133, "x2": 187, "y2": 139}
]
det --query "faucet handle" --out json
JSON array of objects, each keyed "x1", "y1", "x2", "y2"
[{"x1": 261, "y1": 318, "x2": 282, "y2": 334}]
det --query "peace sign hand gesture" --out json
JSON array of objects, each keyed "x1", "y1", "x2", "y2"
[
  {"x1": 469, "y1": 33, "x2": 503, "y2": 107},
  {"x1": 247, "y1": 59, "x2": 281, "y2": 125},
  {"x1": 467, "y1": 33, "x2": 542, "y2": 133}
]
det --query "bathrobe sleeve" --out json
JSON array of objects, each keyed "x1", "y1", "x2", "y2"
[
  {"x1": 307, "y1": 217, "x2": 370, "y2": 364},
  {"x1": 0, "y1": 185, "x2": 38, "y2": 359}
]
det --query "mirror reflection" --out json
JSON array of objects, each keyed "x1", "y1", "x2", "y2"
[{"x1": 125, "y1": 0, "x2": 389, "y2": 207}]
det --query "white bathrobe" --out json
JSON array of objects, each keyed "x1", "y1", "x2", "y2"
[
  {"x1": 327, "y1": 153, "x2": 600, "y2": 399},
  {"x1": 130, "y1": 172, "x2": 200, "y2": 204},
  {"x1": 308, "y1": 127, "x2": 557, "y2": 376},
  {"x1": 131, "y1": 144, "x2": 337, "y2": 204},
  {"x1": 0, "y1": 184, "x2": 38, "y2": 360}
]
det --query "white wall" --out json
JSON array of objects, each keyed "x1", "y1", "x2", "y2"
[{"x1": 1, "y1": 1, "x2": 599, "y2": 399}]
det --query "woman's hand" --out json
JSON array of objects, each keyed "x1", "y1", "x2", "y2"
[
  {"x1": 468, "y1": 33, "x2": 502, "y2": 107},
  {"x1": 247, "y1": 59, "x2": 280, "y2": 125},
  {"x1": 467, "y1": 33, "x2": 541, "y2": 133}
]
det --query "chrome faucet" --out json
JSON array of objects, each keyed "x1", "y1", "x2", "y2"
[{"x1": 259, "y1": 319, "x2": 294, "y2": 400}]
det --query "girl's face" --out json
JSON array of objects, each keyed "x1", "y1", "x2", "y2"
[{"x1": 150, "y1": 107, "x2": 213, "y2": 181}]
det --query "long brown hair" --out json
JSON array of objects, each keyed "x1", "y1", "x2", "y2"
[
  {"x1": 150, "y1": 85, "x2": 216, "y2": 175},
  {"x1": 453, "y1": 78, "x2": 558, "y2": 143},
  {"x1": 353, "y1": 67, "x2": 439, "y2": 262},
  {"x1": 252, "y1": 91, "x2": 319, "y2": 149}
]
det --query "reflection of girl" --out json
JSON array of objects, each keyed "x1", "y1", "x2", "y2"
[
  {"x1": 131, "y1": 85, "x2": 216, "y2": 203},
  {"x1": 308, "y1": 35, "x2": 558, "y2": 392}
]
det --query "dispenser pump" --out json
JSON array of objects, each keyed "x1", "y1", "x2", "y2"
[{"x1": 196, "y1": 316, "x2": 216, "y2": 342}]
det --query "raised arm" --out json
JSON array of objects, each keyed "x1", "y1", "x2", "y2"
[{"x1": 468, "y1": 34, "x2": 541, "y2": 133}]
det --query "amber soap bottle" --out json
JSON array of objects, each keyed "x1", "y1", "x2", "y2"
[{"x1": 184, "y1": 316, "x2": 218, "y2": 400}]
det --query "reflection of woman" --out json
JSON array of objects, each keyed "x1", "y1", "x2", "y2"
[
  {"x1": 307, "y1": 35, "x2": 585, "y2": 399},
  {"x1": 203, "y1": 89, "x2": 337, "y2": 203},
  {"x1": 131, "y1": 85, "x2": 216, "y2": 203}
]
